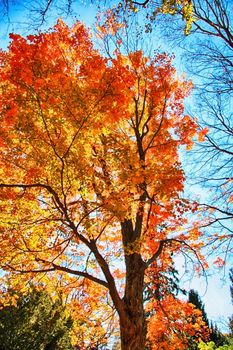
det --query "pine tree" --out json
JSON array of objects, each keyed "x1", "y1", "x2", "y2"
[
  {"x1": 188, "y1": 290, "x2": 228, "y2": 348},
  {"x1": 188, "y1": 290, "x2": 209, "y2": 327},
  {"x1": 209, "y1": 321, "x2": 228, "y2": 347},
  {"x1": 0, "y1": 289, "x2": 73, "y2": 350},
  {"x1": 187, "y1": 290, "x2": 210, "y2": 349}
]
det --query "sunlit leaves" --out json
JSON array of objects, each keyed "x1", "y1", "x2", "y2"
[
  {"x1": 147, "y1": 295, "x2": 209, "y2": 349},
  {"x1": 0, "y1": 19, "x2": 205, "y2": 347}
]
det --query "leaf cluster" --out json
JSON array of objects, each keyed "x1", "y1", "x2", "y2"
[{"x1": 0, "y1": 288, "x2": 73, "y2": 350}]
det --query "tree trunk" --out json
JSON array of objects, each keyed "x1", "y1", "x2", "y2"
[
  {"x1": 120, "y1": 252, "x2": 146, "y2": 350},
  {"x1": 120, "y1": 313, "x2": 146, "y2": 350}
]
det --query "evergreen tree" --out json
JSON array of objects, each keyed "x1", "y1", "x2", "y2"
[
  {"x1": 188, "y1": 290, "x2": 228, "y2": 348},
  {"x1": 188, "y1": 290, "x2": 209, "y2": 327},
  {"x1": 209, "y1": 322, "x2": 228, "y2": 348},
  {"x1": 0, "y1": 288, "x2": 73, "y2": 350},
  {"x1": 186, "y1": 290, "x2": 209, "y2": 349}
]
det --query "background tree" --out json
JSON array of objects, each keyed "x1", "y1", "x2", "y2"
[
  {"x1": 160, "y1": 0, "x2": 233, "y2": 252},
  {"x1": 198, "y1": 341, "x2": 232, "y2": 350},
  {"x1": 143, "y1": 268, "x2": 209, "y2": 349},
  {"x1": 0, "y1": 19, "x2": 207, "y2": 349},
  {"x1": 188, "y1": 289, "x2": 209, "y2": 328},
  {"x1": 228, "y1": 268, "x2": 233, "y2": 335},
  {"x1": 209, "y1": 322, "x2": 229, "y2": 349},
  {"x1": 0, "y1": 288, "x2": 73, "y2": 350},
  {"x1": 188, "y1": 290, "x2": 228, "y2": 348},
  {"x1": 147, "y1": 294, "x2": 209, "y2": 349}
]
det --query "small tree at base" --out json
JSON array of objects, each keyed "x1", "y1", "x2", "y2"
[{"x1": 0, "y1": 288, "x2": 73, "y2": 350}]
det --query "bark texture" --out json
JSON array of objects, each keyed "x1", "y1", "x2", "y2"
[
  {"x1": 119, "y1": 219, "x2": 147, "y2": 350},
  {"x1": 120, "y1": 253, "x2": 146, "y2": 349}
]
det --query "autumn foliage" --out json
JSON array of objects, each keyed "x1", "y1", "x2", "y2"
[
  {"x1": 147, "y1": 295, "x2": 209, "y2": 349},
  {"x1": 0, "y1": 20, "x2": 207, "y2": 349}
]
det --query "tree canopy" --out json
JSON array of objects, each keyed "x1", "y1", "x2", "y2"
[{"x1": 0, "y1": 19, "x2": 209, "y2": 349}]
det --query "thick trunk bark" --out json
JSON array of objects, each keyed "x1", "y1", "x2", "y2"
[
  {"x1": 120, "y1": 318, "x2": 146, "y2": 350},
  {"x1": 120, "y1": 253, "x2": 146, "y2": 350},
  {"x1": 118, "y1": 219, "x2": 147, "y2": 349}
]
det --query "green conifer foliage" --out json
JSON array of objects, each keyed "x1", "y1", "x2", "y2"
[{"x1": 0, "y1": 289, "x2": 73, "y2": 350}]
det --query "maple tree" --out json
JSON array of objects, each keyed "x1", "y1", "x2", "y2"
[
  {"x1": 0, "y1": 20, "x2": 207, "y2": 349},
  {"x1": 147, "y1": 295, "x2": 209, "y2": 349}
]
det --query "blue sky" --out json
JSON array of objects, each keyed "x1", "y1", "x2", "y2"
[{"x1": 0, "y1": 0, "x2": 232, "y2": 333}]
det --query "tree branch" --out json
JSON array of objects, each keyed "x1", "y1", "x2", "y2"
[{"x1": 5, "y1": 260, "x2": 109, "y2": 289}]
